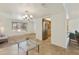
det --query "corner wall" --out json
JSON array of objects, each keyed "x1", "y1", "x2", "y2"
[
  {"x1": 51, "y1": 13, "x2": 68, "y2": 48},
  {"x1": 34, "y1": 18, "x2": 42, "y2": 40}
]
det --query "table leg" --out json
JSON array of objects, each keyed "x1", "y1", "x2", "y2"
[
  {"x1": 26, "y1": 51, "x2": 28, "y2": 55},
  {"x1": 17, "y1": 43, "x2": 19, "y2": 54},
  {"x1": 38, "y1": 45, "x2": 39, "y2": 53}
]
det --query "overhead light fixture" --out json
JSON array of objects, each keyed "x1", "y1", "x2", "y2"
[
  {"x1": 17, "y1": 10, "x2": 33, "y2": 22},
  {"x1": 29, "y1": 15, "x2": 33, "y2": 19},
  {"x1": 22, "y1": 10, "x2": 33, "y2": 22}
]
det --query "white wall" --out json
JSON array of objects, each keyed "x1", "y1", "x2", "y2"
[
  {"x1": 27, "y1": 21, "x2": 35, "y2": 33},
  {"x1": 69, "y1": 18, "x2": 79, "y2": 33},
  {"x1": 0, "y1": 15, "x2": 12, "y2": 35},
  {"x1": 34, "y1": 18, "x2": 42, "y2": 40},
  {"x1": 51, "y1": 13, "x2": 68, "y2": 48},
  {"x1": 0, "y1": 12, "x2": 69, "y2": 48},
  {"x1": 0, "y1": 14, "x2": 35, "y2": 36},
  {"x1": 34, "y1": 13, "x2": 69, "y2": 48}
]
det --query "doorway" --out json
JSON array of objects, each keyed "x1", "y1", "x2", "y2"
[
  {"x1": 42, "y1": 18, "x2": 51, "y2": 40},
  {"x1": 67, "y1": 19, "x2": 79, "y2": 49}
]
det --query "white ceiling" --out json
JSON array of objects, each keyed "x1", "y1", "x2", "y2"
[
  {"x1": 0, "y1": 3, "x2": 64, "y2": 19},
  {"x1": 0, "y1": 3, "x2": 79, "y2": 20},
  {"x1": 65, "y1": 3, "x2": 79, "y2": 20}
]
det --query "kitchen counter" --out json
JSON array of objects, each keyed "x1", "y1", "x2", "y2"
[
  {"x1": 0, "y1": 31, "x2": 36, "y2": 48},
  {"x1": 8, "y1": 31, "x2": 36, "y2": 41}
]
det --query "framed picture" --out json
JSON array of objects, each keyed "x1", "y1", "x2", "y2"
[{"x1": 12, "y1": 22, "x2": 27, "y2": 31}]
